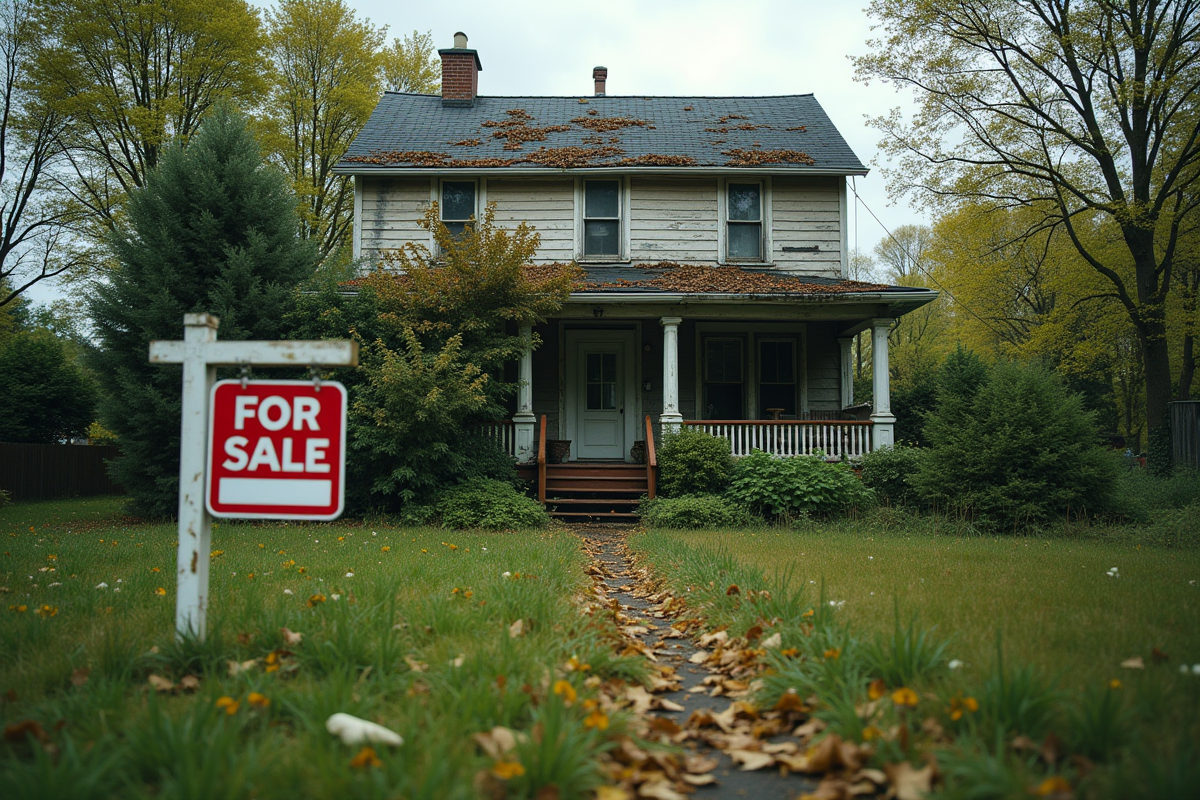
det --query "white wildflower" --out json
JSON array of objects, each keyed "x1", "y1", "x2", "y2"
[
  {"x1": 96, "y1": 582, "x2": 108, "y2": 589},
  {"x1": 345, "y1": 572, "x2": 354, "y2": 578},
  {"x1": 331, "y1": 593, "x2": 341, "y2": 601},
  {"x1": 948, "y1": 659, "x2": 964, "y2": 670},
  {"x1": 283, "y1": 589, "x2": 294, "y2": 596},
  {"x1": 502, "y1": 571, "x2": 512, "y2": 578}
]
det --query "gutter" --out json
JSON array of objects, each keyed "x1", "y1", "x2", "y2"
[
  {"x1": 564, "y1": 290, "x2": 936, "y2": 304},
  {"x1": 331, "y1": 165, "x2": 869, "y2": 178}
]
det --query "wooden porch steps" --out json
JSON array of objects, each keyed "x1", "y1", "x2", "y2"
[{"x1": 542, "y1": 463, "x2": 647, "y2": 522}]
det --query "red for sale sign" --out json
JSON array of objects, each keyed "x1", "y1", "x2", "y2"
[{"x1": 206, "y1": 380, "x2": 347, "y2": 520}]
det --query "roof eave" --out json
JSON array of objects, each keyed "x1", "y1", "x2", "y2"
[
  {"x1": 333, "y1": 165, "x2": 869, "y2": 178},
  {"x1": 565, "y1": 289, "x2": 936, "y2": 305}
]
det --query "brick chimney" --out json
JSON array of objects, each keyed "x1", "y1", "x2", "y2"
[
  {"x1": 593, "y1": 66, "x2": 608, "y2": 96},
  {"x1": 439, "y1": 32, "x2": 482, "y2": 107}
]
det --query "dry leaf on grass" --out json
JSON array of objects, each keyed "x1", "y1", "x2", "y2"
[
  {"x1": 281, "y1": 627, "x2": 303, "y2": 645},
  {"x1": 403, "y1": 655, "x2": 429, "y2": 672},
  {"x1": 884, "y1": 762, "x2": 934, "y2": 800},
  {"x1": 70, "y1": 668, "x2": 89, "y2": 687},
  {"x1": 148, "y1": 675, "x2": 174, "y2": 693},
  {"x1": 178, "y1": 675, "x2": 200, "y2": 692},
  {"x1": 761, "y1": 632, "x2": 782, "y2": 648},
  {"x1": 636, "y1": 778, "x2": 688, "y2": 800},
  {"x1": 1120, "y1": 656, "x2": 1145, "y2": 669},
  {"x1": 474, "y1": 726, "x2": 522, "y2": 760},
  {"x1": 508, "y1": 619, "x2": 525, "y2": 638}
]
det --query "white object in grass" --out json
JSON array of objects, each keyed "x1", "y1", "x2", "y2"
[
  {"x1": 345, "y1": 572, "x2": 354, "y2": 578},
  {"x1": 96, "y1": 582, "x2": 108, "y2": 589},
  {"x1": 325, "y1": 713, "x2": 403, "y2": 746},
  {"x1": 948, "y1": 659, "x2": 964, "y2": 670}
]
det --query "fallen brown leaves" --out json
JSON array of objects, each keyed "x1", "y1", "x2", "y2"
[
  {"x1": 582, "y1": 263, "x2": 889, "y2": 295},
  {"x1": 723, "y1": 148, "x2": 816, "y2": 166},
  {"x1": 570, "y1": 115, "x2": 649, "y2": 132}
]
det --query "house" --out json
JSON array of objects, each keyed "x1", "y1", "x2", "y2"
[{"x1": 333, "y1": 33, "x2": 936, "y2": 517}]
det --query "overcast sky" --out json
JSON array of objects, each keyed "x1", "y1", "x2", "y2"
[{"x1": 24, "y1": 0, "x2": 924, "y2": 307}]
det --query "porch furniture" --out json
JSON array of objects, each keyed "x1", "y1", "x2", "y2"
[
  {"x1": 765, "y1": 407, "x2": 785, "y2": 420},
  {"x1": 684, "y1": 419, "x2": 873, "y2": 459},
  {"x1": 546, "y1": 440, "x2": 572, "y2": 464}
]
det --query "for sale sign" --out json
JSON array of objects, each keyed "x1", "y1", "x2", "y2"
[{"x1": 206, "y1": 380, "x2": 347, "y2": 520}]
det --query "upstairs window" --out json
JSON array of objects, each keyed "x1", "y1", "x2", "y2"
[
  {"x1": 583, "y1": 180, "x2": 620, "y2": 258},
  {"x1": 441, "y1": 181, "x2": 476, "y2": 237},
  {"x1": 726, "y1": 183, "x2": 762, "y2": 261}
]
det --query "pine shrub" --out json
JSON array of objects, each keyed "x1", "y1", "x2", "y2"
[
  {"x1": 859, "y1": 445, "x2": 923, "y2": 508},
  {"x1": 88, "y1": 104, "x2": 317, "y2": 516},
  {"x1": 657, "y1": 428, "x2": 734, "y2": 497},
  {"x1": 914, "y1": 358, "x2": 1119, "y2": 529},
  {"x1": 726, "y1": 451, "x2": 873, "y2": 519}
]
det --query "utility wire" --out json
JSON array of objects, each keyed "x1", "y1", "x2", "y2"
[{"x1": 846, "y1": 182, "x2": 1010, "y2": 341}]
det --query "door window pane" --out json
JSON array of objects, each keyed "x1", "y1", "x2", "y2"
[
  {"x1": 727, "y1": 184, "x2": 761, "y2": 221},
  {"x1": 442, "y1": 181, "x2": 475, "y2": 225},
  {"x1": 585, "y1": 352, "x2": 617, "y2": 410}
]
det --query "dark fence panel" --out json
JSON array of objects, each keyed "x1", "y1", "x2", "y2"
[
  {"x1": 0, "y1": 443, "x2": 123, "y2": 502},
  {"x1": 1171, "y1": 401, "x2": 1200, "y2": 471}
]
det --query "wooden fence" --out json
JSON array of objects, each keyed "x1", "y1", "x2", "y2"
[
  {"x1": 0, "y1": 443, "x2": 123, "y2": 502},
  {"x1": 1171, "y1": 401, "x2": 1200, "y2": 470}
]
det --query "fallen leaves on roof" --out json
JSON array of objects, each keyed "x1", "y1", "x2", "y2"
[
  {"x1": 581, "y1": 262, "x2": 889, "y2": 294},
  {"x1": 614, "y1": 155, "x2": 698, "y2": 166},
  {"x1": 450, "y1": 138, "x2": 481, "y2": 146},
  {"x1": 723, "y1": 148, "x2": 816, "y2": 166},
  {"x1": 571, "y1": 115, "x2": 650, "y2": 132},
  {"x1": 717, "y1": 114, "x2": 749, "y2": 122},
  {"x1": 523, "y1": 145, "x2": 625, "y2": 169}
]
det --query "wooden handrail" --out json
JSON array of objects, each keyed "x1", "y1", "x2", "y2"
[
  {"x1": 683, "y1": 419, "x2": 874, "y2": 426},
  {"x1": 537, "y1": 414, "x2": 547, "y2": 505},
  {"x1": 644, "y1": 415, "x2": 657, "y2": 501}
]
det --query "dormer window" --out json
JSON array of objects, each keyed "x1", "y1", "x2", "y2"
[
  {"x1": 441, "y1": 180, "x2": 476, "y2": 237},
  {"x1": 583, "y1": 179, "x2": 621, "y2": 258},
  {"x1": 726, "y1": 182, "x2": 762, "y2": 261}
]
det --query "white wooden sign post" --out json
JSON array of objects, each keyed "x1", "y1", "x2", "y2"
[{"x1": 149, "y1": 313, "x2": 358, "y2": 640}]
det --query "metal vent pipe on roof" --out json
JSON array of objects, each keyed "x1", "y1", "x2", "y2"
[
  {"x1": 593, "y1": 66, "x2": 607, "y2": 96},
  {"x1": 454, "y1": 31, "x2": 468, "y2": 48}
]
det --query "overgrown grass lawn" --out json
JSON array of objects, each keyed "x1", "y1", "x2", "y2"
[
  {"x1": 1, "y1": 498, "x2": 635, "y2": 800},
  {"x1": 633, "y1": 525, "x2": 1200, "y2": 691}
]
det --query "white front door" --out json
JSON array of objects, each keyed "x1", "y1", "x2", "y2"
[{"x1": 565, "y1": 330, "x2": 637, "y2": 461}]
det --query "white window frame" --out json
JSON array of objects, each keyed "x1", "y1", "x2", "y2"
[
  {"x1": 574, "y1": 176, "x2": 629, "y2": 261},
  {"x1": 718, "y1": 177, "x2": 773, "y2": 265}
]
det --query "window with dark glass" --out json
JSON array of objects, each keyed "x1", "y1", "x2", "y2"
[
  {"x1": 441, "y1": 181, "x2": 476, "y2": 237},
  {"x1": 758, "y1": 339, "x2": 797, "y2": 417},
  {"x1": 727, "y1": 183, "x2": 762, "y2": 260},
  {"x1": 586, "y1": 352, "x2": 618, "y2": 410},
  {"x1": 584, "y1": 180, "x2": 620, "y2": 257},
  {"x1": 703, "y1": 338, "x2": 744, "y2": 419}
]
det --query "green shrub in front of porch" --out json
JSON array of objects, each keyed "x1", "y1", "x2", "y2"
[
  {"x1": 726, "y1": 450, "x2": 874, "y2": 520},
  {"x1": 435, "y1": 478, "x2": 550, "y2": 530},
  {"x1": 657, "y1": 428, "x2": 734, "y2": 497},
  {"x1": 638, "y1": 494, "x2": 751, "y2": 529}
]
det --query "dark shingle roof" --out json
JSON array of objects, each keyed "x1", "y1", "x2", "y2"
[
  {"x1": 574, "y1": 263, "x2": 922, "y2": 295},
  {"x1": 336, "y1": 94, "x2": 867, "y2": 174}
]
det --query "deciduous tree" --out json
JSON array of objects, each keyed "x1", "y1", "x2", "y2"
[
  {"x1": 855, "y1": 0, "x2": 1200, "y2": 436},
  {"x1": 382, "y1": 30, "x2": 439, "y2": 94},
  {"x1": 29, "y1": 0, "x2": 266, "y2": 231}
]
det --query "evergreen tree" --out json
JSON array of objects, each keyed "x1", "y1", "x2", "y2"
[
  {"x1": 0, "y1": 328, "x2": 95, "y2": 443},
  {"x1": 89, "y1": 104, "x2": 317, "y2": 516}
]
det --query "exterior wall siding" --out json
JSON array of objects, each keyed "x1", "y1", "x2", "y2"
[
  {"x1": 770, "y1": 176, "x2": 843, "y2": 277},
  {"x1": 487, "y1": 178, "x2": 575, "y2": 262},
  {"x1": 806, "y1": 323, "x2": 842, "y2": 410},
  {"x1": 629, "y1": 178, "x2": 719, "y2": 263},
  {"x1": 359, "y1": 178, "x2": 430, "y2": 263}
]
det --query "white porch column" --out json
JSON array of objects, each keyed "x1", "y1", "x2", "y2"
[
  {"x1": 660, "y1": 317, "x2": 683, "y2": 432},
  {"x1": 870, "y1": 318, "x2": 895, "y2": 449},
  {"x1": 838, "y1": 336, "x2": 854, "y2": 409},
  {"x1": 513, "y1": 323, "x2": 536, "y2": 462}
]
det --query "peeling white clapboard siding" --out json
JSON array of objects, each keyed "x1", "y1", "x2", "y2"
[
  {"x1": 806, "y1": 328, "x2": 842, "y2": 409},
  {"x1": 359, "y1": 178, "x2": 430, "y2": 261},
  {"x1": 771, "y1": 177, "x2": 843, "y2": 277},
  {"x1": 486, "y1": 179, "x2": 575, "y2": 262},
  {"x1": 630, "y1": 178, "x2": 719, "y2": 262}
]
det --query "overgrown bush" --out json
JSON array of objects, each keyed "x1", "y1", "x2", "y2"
[
  {"x1": 726, "y1": 451, "x2": 874, "y2": 519},
  {"x1": 858, "y1": 444, "x2": 923, "y2": 507},
  {"x1": 434, "y1": 478, "x2": 549, "y2": 530},
  {"x1": 915, "y1": 358, "x2": 1119, "y2": 530},
  {"x1": 657, "y1": 428, "x2": 734, "y2": 497},
  {"x1": 638, "y1": 494, "x2": 751, "y2": 529},
  {"x1": 1113, "y1": 467, "x2": 1200, "y2": 521}
]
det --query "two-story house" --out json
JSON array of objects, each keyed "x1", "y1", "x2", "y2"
[{"x1": 334, "y1": 33, "x2": 935, "y2": 517}]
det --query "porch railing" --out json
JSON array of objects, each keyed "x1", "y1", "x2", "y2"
[
  {"x1": 683, "y1": 420, "x2": 873, "y2": 459},
  {"x1": 472, "y1": 420, "x2": 517, "y2": 458}
]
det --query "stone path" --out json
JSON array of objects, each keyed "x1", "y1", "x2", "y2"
[{"x1": 573, "y1": 524, "x2": 818, "y2": 800}]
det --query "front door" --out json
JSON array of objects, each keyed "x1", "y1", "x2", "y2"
[{"x1": 578, "y1": 344, "x2": 625, "y2": 459}]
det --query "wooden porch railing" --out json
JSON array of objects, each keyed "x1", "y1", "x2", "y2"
[
  {"x1": 472, "y1": 420, "x2": 517, "y2": 458},
  {"x1": 537, "y1": 414, "x2": 547, "y2": 504},
  {"x1": 644, "y1": 416, "x2": 657, "y2": 500},
  {"x1": 683, "y1": 420, "x2": 873, "y2": 459}
]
